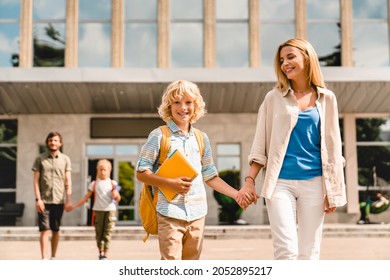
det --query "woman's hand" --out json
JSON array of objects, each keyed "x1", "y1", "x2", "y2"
[
  {"x1": 236, "y1": 181, "x2": 260, "y2": 209},
  {"x1": 324, "y1": 197, "x2": 336, "y2": 214}
]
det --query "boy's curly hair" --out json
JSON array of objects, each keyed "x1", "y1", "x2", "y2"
[{"x1": 158, "y1": 80, "x2": 206, "y2": 123}]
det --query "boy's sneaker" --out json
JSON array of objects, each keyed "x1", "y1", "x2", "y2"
[{"x1": 99, "y1": 255, "x2": 107, "y2": 260}]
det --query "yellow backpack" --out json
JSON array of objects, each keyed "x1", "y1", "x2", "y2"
[{"x1": 138, "y1": 125, "x2": 204, "y2": 242}]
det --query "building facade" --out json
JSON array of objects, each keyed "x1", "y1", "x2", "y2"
[{"x1": 0, "y1": 0, "x2": 389, "y2": 227}]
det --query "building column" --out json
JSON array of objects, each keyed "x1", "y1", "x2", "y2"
[
  {"x1": 340, "y1": 0, "x2": 353, "y2": 66},
  {"x1": 112, "y1": 0, "x2": 124, "y2": 68},
  {"x1": 343, "y1": 114, "x2": 359, "y2": 214},
  {"x1": 19, "y1": 0, "x2": 33, "y2": 68},
  {"x1": 295, "y1": 0, "x2": 307, "y2": 39},
  {"x1": 388, "y1": 0, "x2": 390, "y2": 63},
  {"x1": 65, "y1": 0, "x2": 78, "y2": 67},
  {"x1": 204, "y1": 0, "x2": 216, "y2": 68},
  {"x1": 249, "y1": 0, "x2": 259, "y2": 68},
  {"x1": 158, "y1": 0, "x2": 170, "y2": 68}
]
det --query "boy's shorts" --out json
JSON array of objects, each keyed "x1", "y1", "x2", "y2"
[{"x1": 38, "y1": 204, "x2": 64, "y2": 232}]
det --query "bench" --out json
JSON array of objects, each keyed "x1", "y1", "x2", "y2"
[{"x1": 0, "y1": 202, "x2": 25, "y2": 226}]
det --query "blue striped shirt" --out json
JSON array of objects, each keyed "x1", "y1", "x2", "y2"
[{"x1": 136, "y1": 121, "x2": 218, "y2": 221}]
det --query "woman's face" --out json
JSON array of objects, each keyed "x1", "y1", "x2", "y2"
[{"x1": 279, "y1": 45, "x2": 307, "y2": 82}]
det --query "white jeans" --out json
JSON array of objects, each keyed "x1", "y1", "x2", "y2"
[{"x1": 265, "y1": 176, "x2": 325, "y2": 260}]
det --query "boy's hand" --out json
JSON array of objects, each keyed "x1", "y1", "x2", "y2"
[{"x1": 169, "y1": 177, "x2": 192, "y2": 195}]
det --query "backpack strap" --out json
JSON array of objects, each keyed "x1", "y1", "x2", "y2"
[
  {"x1": 193, "y1": 128, "x2": 205, "y2": 158},
  {"x1": 159, "y1": 125, "x2": 171, "y2": 164}
]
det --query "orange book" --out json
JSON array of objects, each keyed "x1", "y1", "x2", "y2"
[{"x1": 156, "y1": 149, "x2": 198, "y2": 201}]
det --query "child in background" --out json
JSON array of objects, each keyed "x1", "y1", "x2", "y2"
[
  {"x1": 136, "y1": 80, "x2": 253, "y2": 260},
  {"x1": 67, "y1": 159, "x2": 121, "y2": 260}
]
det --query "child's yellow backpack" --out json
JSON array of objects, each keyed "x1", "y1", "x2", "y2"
[{"x1": 138, "y1": 125, "x2": 204, "y2": 242}]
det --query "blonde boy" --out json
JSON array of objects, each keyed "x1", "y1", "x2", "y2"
[{"x1": 136, "y1": 80, "x2": 252, "y2": 260}]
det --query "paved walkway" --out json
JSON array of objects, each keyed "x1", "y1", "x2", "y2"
[{"x1": 2, "y1": 236, "x2": 390, "y2": 260}]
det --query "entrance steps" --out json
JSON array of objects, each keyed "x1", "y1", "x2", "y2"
[{"x1": 1, "y1": 224, "x2": 390, "y2": 241}]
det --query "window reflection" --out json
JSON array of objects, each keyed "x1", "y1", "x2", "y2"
[
  {"x1": 86, "y1": 145, "x2": 114, "y2": 156},
  {"x1": 356, "y1": 118, "x2": 390, "y2": 192},
  {"x1": 353, "y1": 24, "x2": 389, "y2": 67},
  {"x1": 352, "y1": 0, "x2": 389, "y2": 67},
  {"x1": 32, "y1": 0, "x2": 66, "y2": 67},
  {"x1": 79, "y1": 0, "x2": 112, "y2": 67},
  {"x1": 0, "y1": 119, "x2": 17, "y2": 195},
  {"x1": 79, "y1": 0, "x2": 111, "y2": 20},
  {"x1": 217, "y1": 23, "x2": 249, "y2": 67},
  {"x1": 307, "y1": 0, "x2": 341, "y2": 67},
  {"x1": 125, "y1": 0, "x2": 157, "y2": 20},
  {"x1": 171, "y1": 0, "x2": 202, "y2": 20},
  {"x1": 352, "y1": 0, "x2": 387, "y2": 19},
  {"x1": 0, "y1": 23, "x2": 19, "y2": 67},
  {"x1": 33, "y1": 0, "x2": 66, "y2": 20},
  {"x1": 216, "y1": 143, "x2": 241, "y2": 171},
  {"x1": 171, "y1": 0, "x2": 203, "y2": 67},
  {"x1": 171, "y1": 23, "x2": 203, "y2": 67},
  {"x1": 309, "y1": 23, "x2": 340, "y2": 66},
  {"x1": 115, "y1": 145, "x2": 139, "y2": 156},
  {"x1": 261, "y1": 24, "x2": 294, "y2": 67},
  {"x1": 260, "y1": 0, "x2": 294, "y2": 67},
  {"x1": 124, "y1": 0, "x2": 157, "y2": 67},
  {"x1": 307, "y1": 0, "x2": 339, "y2": 20},
  {"x1": 216, "y1": 0, "x2": 248, "y2": 67},
  {"x1": 216, "y1": 0, "x2": 248, "y2": 19}
]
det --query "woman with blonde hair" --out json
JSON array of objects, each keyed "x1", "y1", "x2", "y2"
[{"x1": 238, "y1": 38, "x2": 346, "y2": 260}]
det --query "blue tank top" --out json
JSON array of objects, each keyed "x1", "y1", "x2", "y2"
[{"x1": 279, "y1": 107, "x2": 322, "y2": 180}]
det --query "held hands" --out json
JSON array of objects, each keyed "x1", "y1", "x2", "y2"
[
  {"x1": 64, "y1": 202, "x2": 74, "y2": 212},
  {"x1": 236, "y1": 178, "x2": 260, "y2": 210}
]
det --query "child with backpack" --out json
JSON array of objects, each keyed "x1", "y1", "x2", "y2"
[
  {"x1": 136, "y1": 80, "x2": 254, "y2": 260},
  {"x1": 67, "y1": 159, "x2": 121, "y2": 260}
]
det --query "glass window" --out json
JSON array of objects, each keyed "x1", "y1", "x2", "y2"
[
  {"x1": 32, "y1": 0, "x2": 66, "y2": 67},
  {"x1": 115, "y1": 145, "x2": 139, "y2": 156},
  {"x1": 0, "y1": 119, "x2": 17, "y2": 206},
  {"x1": 356, "y1": 118, "x2": 390, "y2": 191},
  {"x1": 307, "y1": 0, "x2": 341, "y2": 66},
  {"x1": 124, "y1": 0, "x2": 157, "y2": 67},
  {"x1": 0, "y1": 24, "x2": 19, "y2": 67},
  {"x1": 79, "y1": 0, "x2": 111, "y2": 20},
  {"x1": 170, "y1": 0, "x2": 203, "y2": 67},
  {"x1": 86, "y1": 145, "x2": 114, "y2": 156},
  {"x1": 215, "y1": 143, "x2": 243, "y2": 225},
  {"x1": 0, "y1": 0, "x2": 20, "y2": 67},
  {"x1": 216, "y1": 143, "x2": 241, "y2": 174},
  {"x1": 260, "y1": 0, "x2": 295, "y2": 67},
  {"x1": 352, "y1": 0, "x2": 389, "y2": 67},
  {"x1": 216, "y1": 0, "x2": 249, "y2": 67},
  {"x1": 79, "y1": 0, "x2": 112, "y2": 67}
]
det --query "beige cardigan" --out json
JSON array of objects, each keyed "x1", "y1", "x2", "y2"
[{"x1": 248, "y1": 87, "x2": 347, "y2": 208}]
